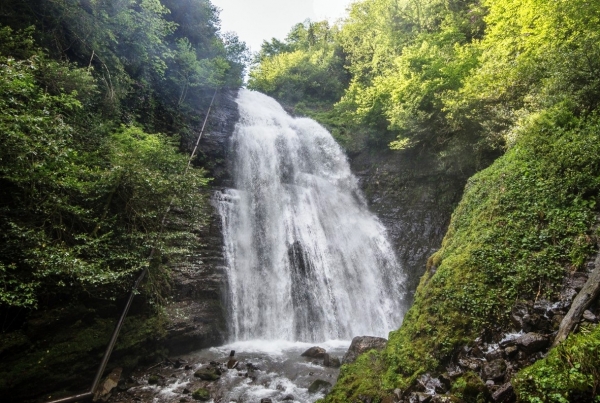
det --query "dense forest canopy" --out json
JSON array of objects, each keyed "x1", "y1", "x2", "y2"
[
  {"x1": 249, "y1": 0, "x2": 600, "y2": 168},
  {"x1": 0, "y1": 0, "x2": 247, "y2": 315}
]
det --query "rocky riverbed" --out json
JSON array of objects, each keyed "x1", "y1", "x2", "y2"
[{"x1": 103, "y1": 340, "x2": 358, "y2": 403}]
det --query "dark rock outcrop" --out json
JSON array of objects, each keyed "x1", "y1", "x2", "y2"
[
  {"x1": 349, "y1": 147, "x2": 469, "y2": 301},
  {"x1": 515, "y1": 333, "x2": 548, "y2": 354},
  {"x1": 492, "y1": 382, "x2": 515, "y2": 402},
  {"x1": 163, "y1": 89, "x2": 239, "y2": 355},
  {"x1": 342, "y1": 336, "x2": 388, "y2": 364},
  {"x1": 483, "y1": 359, "x2": 507, "y2": 381}
]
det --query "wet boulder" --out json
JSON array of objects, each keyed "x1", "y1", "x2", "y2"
[
  {"x1": 417, "y1": 374, "x2": 447, "y2": 394},
  {"x1": 323, "y1": 353, "x2": 341, "y2": 368},
  {"x1": 409, "y1": 392, "x2": 433, "y2": 403},
  {"x1": 583, "y1": 310, "x2": 598, "y2": 323},
  {"x1": 342, "y1": 336, "x2": 387, "y2": 364},
  {"x1": 515, "y1": 333, "x2": 548, "y2": 354},
  {"x1": 301, "y1": 346, "x2": 326, "y2": 359},
  {"x1": 504, "y1": 345, "x2": 518, "y2": 357},
  {"x1": 492, "y1": 382, "x2": 515, "y2": 402},
  {"x1": 93, "y1": 367, "x2": 122, "y2": 402},
  {"x1": 483, "y1": 359, "x2": 507, "y2": 381},
  {"x1": 192, "y1": 388, "x2": 210, "y2": 401},
  {"x1": 485, "y1": 349, "x2": 503, "y2": 361},
  {"x1": 458, "y1": 356, "x2": 481, "y2": 371},
  {"x1": 510, "y1": 302, "x2": 531, "y2": 331},
  {"x1": 148, "y1": 374, "x2": 161, "y2": 385}
]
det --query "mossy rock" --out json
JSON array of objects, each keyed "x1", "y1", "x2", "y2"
[
  {"x1": 192, "y1": 387, "x2": 210, "y2": 401},
  {"x1": 148, "y1": 374, "x2": 160, "y2": 385},
  {"x1": 450, "y1": 372, "x2": 491, "y2": 402},
  {"x1": 194, "y1": 368, "x2": 220, "y2": 381}
]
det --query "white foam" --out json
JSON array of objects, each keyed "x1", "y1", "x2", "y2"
[{"x1": 210, "y1": 339, "x2": 351, "y2": 356}]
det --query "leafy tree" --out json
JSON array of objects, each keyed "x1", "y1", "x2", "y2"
[{"x1": 0, "y1": 27, "x2": 209, "y2": 310}]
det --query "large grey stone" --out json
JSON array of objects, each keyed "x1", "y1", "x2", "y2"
[
  {"x1": 515, "y1": 333, "x2": 548, "y2": 354},
  {"x1": 308, "y1": 380, "x2": 332, "y2": 394}
]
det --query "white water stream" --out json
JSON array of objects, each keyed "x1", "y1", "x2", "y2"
[{"x1": 216, "y1": 89, "x2": 406, "y2": 342}]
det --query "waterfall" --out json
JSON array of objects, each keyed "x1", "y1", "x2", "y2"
[{"x1": 216, "y1": 89, "x2": 406, "y2": 342}]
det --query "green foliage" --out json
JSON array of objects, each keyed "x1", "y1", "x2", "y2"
[
  {"x1": 513, "y1": 324, "x2": 600, "y2": 402},
  {"x1": 249, "y1": 20, "x2": 348, "y2": 106},
  {"x1": 0, "y1": 24, "x2": 210, "y2": 310},
  {"x1": 321, "y1": 351, "x2": 389, "y2": 403},
  {"x1": 451, "y1": 372, "x2": 491, "y2": 402},
  {"x1": 0, "y1": 305, "x2": 168, "y2": 396},
  {"x1": 445, "y1": 0, "x2": 600, "y2": 145},
  {"x1": 316, "y1": 1, "x2": 600, "y2": 399},
  {"x1": 0, "y1": 0, "x2": 247, "y2": 136},
  {"x1": 0, "y1": 1, "x2": 240, "y2": 399}
]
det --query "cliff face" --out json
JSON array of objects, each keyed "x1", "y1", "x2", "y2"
[
  {"x1": 163, "y1": 89, "x2": 239, "y2": 353},
  {"x1": 349, "y1": 147, "x2": 467, "y2": 299}
]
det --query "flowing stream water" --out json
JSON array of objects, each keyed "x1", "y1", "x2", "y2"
[{"x1": 109, "y1": 90, "x2": 406, "y2": 403}]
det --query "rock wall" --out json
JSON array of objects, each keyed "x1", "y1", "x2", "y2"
[
  {"x1": 349, "y1": 147, "x2": 468, "y2": 301},
  {"x1": 163, "y1": 89, "x2": 239, "y2": 354}
]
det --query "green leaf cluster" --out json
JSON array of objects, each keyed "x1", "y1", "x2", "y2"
[
  {"x1": 0, "y1": 0, "x2": 249, "y2": 313},
  {"x1": 249, "y1": 20, "x2": 348, "y2": 106}
]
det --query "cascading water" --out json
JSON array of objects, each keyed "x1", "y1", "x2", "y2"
[
  {"x1": 112, "y1": 91, "x2": 407, "y2": 403},
  {"x1": 216, "y1": 89, "x2": 406, "y2": 342}
]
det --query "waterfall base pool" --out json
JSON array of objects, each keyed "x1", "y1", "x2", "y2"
[{"x1": 107, "y1": 340, "x2": 350, "y2": 403}]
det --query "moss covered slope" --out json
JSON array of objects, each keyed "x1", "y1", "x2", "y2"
[{"x1": 326, "y1": 105, "x2": 600, "y2": 402}]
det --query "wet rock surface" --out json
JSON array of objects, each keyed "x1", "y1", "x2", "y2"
[
  {"x1": 483, "y1": 359, "x2": 506, "y2": 381},
  {"x1": 492, "y1": 382, "x2": 515, "y2": 402},
  {"x1": 308, "y1": 379, "x2": 332, "y2": 394},
  {"x1": 301, "y1": 346, "x2": 327, "y2": 359},
  {"x1": 349, "y1": 147, "x2": 469, "y2": 300},
  {"x1": 323, "y1": 353, "x2": 341, "y2": 368},
  {"x1": 514, "y1": 333, "x2": 548, "y2": 354},
  {"x1": 162, "y1": 89, "x2": 239, "y2": 355},
  {"x1": 105, "y1": 341, "x2": 347, "y2": 403}
]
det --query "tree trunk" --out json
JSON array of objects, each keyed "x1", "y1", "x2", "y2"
[{"x1": 553, "y1": 250, "x2": 600, "y2": 347}]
